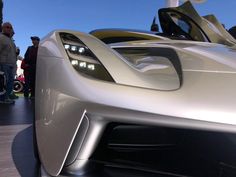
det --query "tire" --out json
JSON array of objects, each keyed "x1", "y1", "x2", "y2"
[{"x1": 13, "y1": 80, "x2": 24, "y2": 93}]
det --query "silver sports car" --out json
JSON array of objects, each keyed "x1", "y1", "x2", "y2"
[{"x1": 35, "y1": 2, "x2": 236, "y2": 177}]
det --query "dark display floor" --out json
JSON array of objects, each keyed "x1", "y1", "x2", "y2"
[
  {"x1": 0, "y1": 98, "x2": 39, "y2": 177},
  {"x1": 1, "y1": 98, "x2": 236, "y2": 177}
]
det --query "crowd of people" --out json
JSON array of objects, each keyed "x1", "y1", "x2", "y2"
[{"x1": 0, "y1": 22, "x2": 39, "y2": 104}]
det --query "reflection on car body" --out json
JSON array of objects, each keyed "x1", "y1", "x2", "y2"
[{"x1": 35, "y1": 2, "x2": 236, "y2": 177}]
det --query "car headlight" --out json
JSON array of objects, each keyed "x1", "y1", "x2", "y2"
[{"x1": 60, "y1": 32, "x2": 114, "y2": 82}]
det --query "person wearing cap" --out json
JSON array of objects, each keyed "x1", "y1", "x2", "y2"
[
  {"x1": 0, "y1": 22, "x2": 17, "y2": 104},
  {"x1": 24, "y1": 36, "x2": 40, "y2": 98}
]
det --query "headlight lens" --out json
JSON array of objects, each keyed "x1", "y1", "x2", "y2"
[{"x1": 60, "y1": 32, "x2": 114, "y2": 82}]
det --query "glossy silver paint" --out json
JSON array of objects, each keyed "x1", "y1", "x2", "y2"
[{"x1": 36, "y1": 30, "x2": 236, "y2": 176}]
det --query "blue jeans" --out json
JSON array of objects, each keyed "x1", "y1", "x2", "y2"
[{"x1": 0, "y1": 64, "x2": 14, "y2": 100}]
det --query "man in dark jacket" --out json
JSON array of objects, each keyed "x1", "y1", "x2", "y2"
[{"x1": 24, "y1": 36, "x2": 40, "y2": 98}]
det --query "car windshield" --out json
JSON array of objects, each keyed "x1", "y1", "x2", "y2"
[{"x1": 165, "y1": 11, "x2": 208, "y2": 42}]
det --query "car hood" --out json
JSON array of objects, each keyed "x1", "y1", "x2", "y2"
[{"x1": 111, "y1": 40, "x2": 236, "y2": 74}]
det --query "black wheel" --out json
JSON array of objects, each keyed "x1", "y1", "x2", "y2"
[{"x1": 13, "y1": 80, "x2": 24, "y2": 93}]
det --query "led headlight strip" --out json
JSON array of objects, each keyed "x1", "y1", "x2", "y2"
[{"x1": 60, "y1": 32, "x2": 114, "y2": 82}]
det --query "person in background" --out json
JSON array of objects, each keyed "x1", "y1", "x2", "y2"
[
  {"x1": 21, "y1": 57, "x2": 30, "y2": 98},
  {"x1": 9, "y1": 47, "x2": 24, "y2": 99},
  {"x1": 8, "y1": 28, "x2": 19, "y2": 100},
  {"x1": 0, "y1": 22, "x2": 16, "y2": 104},
  {"x1": 24, "y1": 36, "x2": 40, "y2": 98}
]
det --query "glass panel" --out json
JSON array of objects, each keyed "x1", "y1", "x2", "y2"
[{"x1": 167, "y1": 12, "x2": 208, "y2": 42}]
